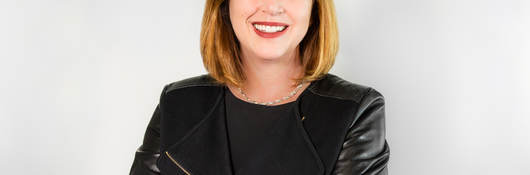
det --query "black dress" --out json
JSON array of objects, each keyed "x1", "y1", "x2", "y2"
[{"x1": 224, "y1": 86, "x2": 299, "y2": 175}]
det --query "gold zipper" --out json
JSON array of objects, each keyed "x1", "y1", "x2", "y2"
[{"x1": 164, "y1": 151, "x2": 191, "y2": 175}]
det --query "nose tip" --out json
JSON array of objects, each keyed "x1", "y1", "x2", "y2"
[{"x1": 259, "y1": 3, "x2": 285, "y2": 16}]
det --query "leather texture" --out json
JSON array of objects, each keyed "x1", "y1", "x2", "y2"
[{"x1": 129, "y1": 73, "x2": 390, "y2": 175}]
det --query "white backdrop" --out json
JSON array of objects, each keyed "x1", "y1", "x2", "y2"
[{"x1": 1, "y1": 0, "x2": 529, "y2": 174}]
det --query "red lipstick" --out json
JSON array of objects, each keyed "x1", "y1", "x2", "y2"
[{"x1": 251, "y1": 21, "x2": 289, "y2": 39}]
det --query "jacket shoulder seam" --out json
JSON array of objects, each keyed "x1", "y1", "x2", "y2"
[
  {"x1": 163, "y1": 74, "x2": 221, "y2": 94},
  {"x1": 308, "y1": 73, "x2": 373, "y2": 103}
]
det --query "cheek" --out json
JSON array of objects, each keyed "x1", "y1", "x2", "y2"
[
  {"x1": 229, "y1": 1, "x2": 255, "y2": 38},
  {"x1": 289, "y1": 0, "x2": 312, "y2": 21},
  {"x1": 289, "y1": 1, "x2": 313, "y2": 41}
]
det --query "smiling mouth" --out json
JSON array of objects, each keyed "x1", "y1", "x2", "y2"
[{"x1": 252, "y1": 22, "x2": 289, "y2": 33}]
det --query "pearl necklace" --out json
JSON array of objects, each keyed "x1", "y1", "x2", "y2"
[{"x1": 237, "y1": 81, "x2": 306, "y2": 106}]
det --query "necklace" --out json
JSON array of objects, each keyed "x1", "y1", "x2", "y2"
[{"x1": 237, "y1": 80, "x2": 306, "y2": 106}]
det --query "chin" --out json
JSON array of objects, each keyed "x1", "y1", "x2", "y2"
[
  {"x1": 251, "y1": 46, "x2": 290, "y2": 60},
  {"x1": 255, "y1": 52, "x2": 288, "y2": 60}
]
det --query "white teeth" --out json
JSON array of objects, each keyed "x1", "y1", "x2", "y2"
[{"x1": 253, "y1": 24, "x2": 287, "y2": 33}]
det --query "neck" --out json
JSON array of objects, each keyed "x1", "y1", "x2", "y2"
[{"x1": 229, "y1": 49, "x2": 309, "y2": 104}]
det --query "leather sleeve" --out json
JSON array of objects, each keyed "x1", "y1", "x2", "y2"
[
  {"x1": 332, "y1": 88, "x2": 390, "y2": 175},
  {"x1": 129, "y1": 85, "x2": 167, "y2": 175}
]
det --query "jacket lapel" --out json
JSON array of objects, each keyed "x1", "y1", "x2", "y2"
[{"x1": 164, "y1": 86, "x2": 325, "y2": 175}]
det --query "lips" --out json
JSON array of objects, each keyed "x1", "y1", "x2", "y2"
[{"x1": 251, "y1": 21, "x2": 289, "y2": 38}]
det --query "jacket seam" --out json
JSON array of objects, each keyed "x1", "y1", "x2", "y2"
[
  {"x1": 164, "y1": 83, "x2": 221, "y2": 94},
  {"x1": 349, "y1": 87, "x2": 374, "y2": 129},
  {"x1": 329, "y1": 87, "x2": 373, "y2": 174},
  {"x1": 308, "y1": 88, "x2": 363, "y2": 103}
]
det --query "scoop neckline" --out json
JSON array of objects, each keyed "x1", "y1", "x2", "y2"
[{"x1": 224, "y1": 83, "x2": 310, "y2": 109}]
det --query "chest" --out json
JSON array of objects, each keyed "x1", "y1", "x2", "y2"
[{"x1": 157, "y1": 91, "x2": 358, "y2": 175}]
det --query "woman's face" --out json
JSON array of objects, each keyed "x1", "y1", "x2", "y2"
[{"x1": 229, "y1": 0, "x2": 313, "y2": 60}]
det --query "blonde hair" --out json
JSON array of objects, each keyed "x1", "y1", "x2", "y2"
[{"x1": 200, "y1": 0, "x2": 338, "y2": 87}]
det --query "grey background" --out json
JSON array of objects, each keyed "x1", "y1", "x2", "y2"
[{"x1": 1, "y1": 0, "x2": 529, "y2": 174}]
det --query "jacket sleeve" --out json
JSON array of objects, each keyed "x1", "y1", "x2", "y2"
[
  {"x1": 332, "y1": 88, "x2": 390, "y2": 175},
  {"x1": 129, "y1": 85, "x2": 167, "y2": 175}
]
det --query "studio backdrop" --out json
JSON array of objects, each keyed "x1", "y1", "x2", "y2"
[{"x1": 1, "y1": 0, "x2": 529, "y2": 174}]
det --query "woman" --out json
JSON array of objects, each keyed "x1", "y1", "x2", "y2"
[{"x1": 130, "y1": 0, "x2": 389, "y2": 174}]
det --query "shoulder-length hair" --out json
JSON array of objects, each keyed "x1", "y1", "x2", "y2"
[{"x1": 200, "y1": 0, "x2": 338, "y2": 87}]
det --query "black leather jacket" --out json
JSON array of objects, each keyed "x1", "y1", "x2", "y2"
[{"x1": 129, "y1": 73, "x2": 390, "y2": 175}]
